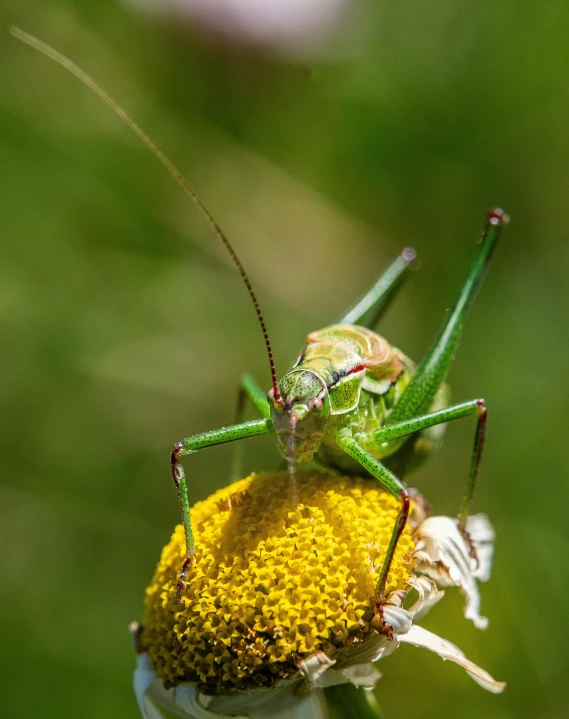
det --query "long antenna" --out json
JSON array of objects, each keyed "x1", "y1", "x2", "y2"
[{"x1": 10, "y1": 26, "x2": 283, "y2": 406}]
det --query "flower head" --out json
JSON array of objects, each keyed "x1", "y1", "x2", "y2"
[{"x1": 134, "y1": 471, "x2": 504, "y2": 718}]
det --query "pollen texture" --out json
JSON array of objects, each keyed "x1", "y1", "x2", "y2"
[{"x1": 143, "y1": 471, "x2": 414, "y2": 693}]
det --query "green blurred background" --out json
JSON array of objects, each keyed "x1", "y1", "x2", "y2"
[{"x1": 1, "y1": 1, "x2": 568, "y2": 717}]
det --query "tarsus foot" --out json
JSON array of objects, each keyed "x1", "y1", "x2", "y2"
[
  {"x1": 459, "y1": 525, "x2": 480, "y2": 569},
  {"x1": 373, "y1": 597, "x2": 394, "y2": 640},
  {"x1": 175, "y1": 554, "x2": 194, "y2": 601}
]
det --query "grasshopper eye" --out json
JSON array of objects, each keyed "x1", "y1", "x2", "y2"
[{"x1": 308, "y1": 397, "x2": 323, "y2": 413}]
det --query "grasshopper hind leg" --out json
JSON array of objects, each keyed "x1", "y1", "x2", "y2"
[
  {"x1": 332, "y1": 432, "x2": 412, "y2": 633},
  {"x1": 383, "y1": 382, "x2": 451, "y2": 478},
  {"x1": 339, "y1": 247, "x2": 416, "y2": 328}
]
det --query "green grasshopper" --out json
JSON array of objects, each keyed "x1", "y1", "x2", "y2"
[
  {"x1": 13, "y1": 28, "x2": 508, "y2": 627},
  {"x1": 169, "y1": 209, "x2": 506, "y2": 618}
]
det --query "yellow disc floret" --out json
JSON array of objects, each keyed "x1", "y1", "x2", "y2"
[{"x1": 143, "y1": 471, "x2": 414, "y2": 693}]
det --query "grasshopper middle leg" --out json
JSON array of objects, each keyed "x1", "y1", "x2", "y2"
[{"x1": 335, "y1": 398, "x2": 488, "y2": 630}]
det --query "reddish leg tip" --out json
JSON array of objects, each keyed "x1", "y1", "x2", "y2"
[
  {"x1": 459, "y1": 525, "x2": 480, "y2": 568},
  {"x1": 171, "y1": 443, "x2": 184, "y2": 488},
  {"x1": 487, "y1": 207, "x2": 509, "y2": 226},
  {"x1": 372, "y1": 599, "x2": 394, "y2": 640},
  {"x1": 171, "y1": 442, "x2": 183, "y2": 464},
  {"x1": 475, "y1": 399, "x2": 488, "y2": 419},
  {"x1": 175, "y1": 554, "x2": 194, "y2": 601}
]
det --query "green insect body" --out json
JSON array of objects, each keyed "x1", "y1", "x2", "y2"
[
  {"x1": 271, "y1": 324, "x2": 418, "y2": 466},
  {"x1": 12, "y1": 27, "x2": 508, "y2": 631}
]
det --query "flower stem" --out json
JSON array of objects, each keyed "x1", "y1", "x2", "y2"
[{"x1": 323, "y1": 685, "x2": 385, "y2": 719}]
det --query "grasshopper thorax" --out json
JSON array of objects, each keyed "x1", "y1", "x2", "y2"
[{"x1": 269, "y1": 370, "x2": 330, "y2": 463}]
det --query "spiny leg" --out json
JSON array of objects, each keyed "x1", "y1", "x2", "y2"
[
  {"x1": 231, "y1": 374, "x2": 271, "y2": 482},
  {"x1": 333, "y1": 432, "x2": 409, "y2": 637},
  {"x1": 171, "y1": 443, "x2": 194, "y2": 599},
  {"x1": 339, "y1": 247, "x2": 416, "y2": 328},
  {"x1": 362, "y1": 398, "x2": 488, "y2": 551},
  {"x1": 388, "y1": 209, "x2": 507, "y2": 425},
  {"x1": 458, "y1": 399, "x2": 487, "y2": 533},
  {"x1": 171, "y1": 418, "x2": 273, "y2": 598}
]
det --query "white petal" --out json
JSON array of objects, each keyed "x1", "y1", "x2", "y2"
[
  {"x1": 381, "y1": 605, "x2": 413, "y2": 640},
  {"x1": 306, "y1": 661, "x2": 381, "y2": 690},
  {"x1": 298, "y1": 652, "x2": 336, "y2": 686},
  {"x1": 133, "y1": 653, "x2": 168, "y2": 719},
  {"x1": 466, "y1": 514, "x2": 495, "y2": 582},
  {"x1": 407, "y1": 489, "x2": 430, "y2": 529},
  {"x1": 413, "y1": 515, "x2": 490, "y2": 629},
  {"x1": 289, "y1": 694, "x2": 327, "y2": 719},
  {"x1": 398, "y1": 624, "x2": 505, "y2": 694},
  {"x1": 286, "y1": 693, "x2": 327, "y2": 719},
  {"x1": 334, "y1": 663, "x2": 382, "y2": 689},
  {"x1": 406, "y1": 575, "x2": 445, "y2": 622},
  {"x1": 176, "y1": 685, "x2": 248, "y2": 719},
  {"x1": 209, "y1": 684, "x2": 312, "y2": 719}
]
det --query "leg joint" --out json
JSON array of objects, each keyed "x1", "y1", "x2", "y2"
[
  {"x1": 476, "y1": 398, "x2": 488, "y2": 416},
  {"x1": 171, "y1": 442, "x2": 184, "y2": 488},
  {"x1": 397, "y1": 489, "x2": 411, "y2": 529},
  {"x1": 171, "y1": 441, "x2": 183, "y2": 466}
]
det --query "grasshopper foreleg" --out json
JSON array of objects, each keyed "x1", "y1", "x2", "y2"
[
  {"x1": 367, "y1": 398, "x2": 489, "y2": 538},
  {"x1": 334, "y1": 396, "x2": 489, "y2": 632},
  {"x1": 171, "y1": 441, "x2": 194, "y2": 598},
  {"x1": 350, "y1": 398, "x2": 488, "y2": 584},
  {"x1": 171, "y1": 418, "x2": 273, "y2": 599},
  {"x1": 333, "y1": 432, "x2": 410, "y2": 636}
]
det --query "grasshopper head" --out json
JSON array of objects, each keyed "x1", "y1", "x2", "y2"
[{"x1": 269, "y1": 370, "x2": 330, "y2": 464}]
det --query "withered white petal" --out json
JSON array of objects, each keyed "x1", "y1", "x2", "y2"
[
  {"x1": 466, "y1": 514, "x2": 495, "y2": 582},
  {"x1": 290, "y1": 693, "x2": 328, "y2": 719},
  {"x1": 380, "y1": 605, "x2": 413, "y2": 638},
  {"x1": 133, "y1": 653, "x2": 169, "y2": 719},
  {"x1": 397, "y1": 624, "x2": 506, "y2": 694},
  {"x1": 306, "y1": 656, "x2": 381, "y2": 689},
  {"x1": 298, "y1": 652, "x2": 336, "y2": 686},
  {"x1": 406, "y1": 575, "x2": 445, "y2": 622},
  {"x1": 413, "y1": 515, "x2": 490, "y2": 629},
  {"x1": 175, "y1": 684, "x2": 248, "y2": 719},
  {"x1": 208, "y1": 683, "x2": 316, "y2": 719},
  {"x1": 333, "y1": 663, "x2": 382, "y2": 689},
  {"x1": 137, "y1": 649, "x2": 327, "y2": 719}
]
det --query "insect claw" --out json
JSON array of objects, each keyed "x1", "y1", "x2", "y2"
[
  {"x1": 175, "y1": 579, "x2": 185, "y2": 602},
  {"x1": 487, "y1": 207, "x2": 509, "y2": 226},
  {"x1": 176, "y1": 554, "x2": 194, "y2": 601},
  {"x1": 459, "y1": 525, "x2": 480, "y2": 570},
  {"x1": 372, "y1": 599, "x2": 394, "y2": 641}
]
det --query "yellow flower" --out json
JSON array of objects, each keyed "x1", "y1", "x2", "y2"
[{"x1": 133, "y1": 471, "x2": 504, "y2": 719}]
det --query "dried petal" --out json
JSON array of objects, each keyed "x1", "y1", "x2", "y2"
[
  {"x1": 398, "y1": 625, "x2": 506, "y2": 694},
  {"x1": 413, "y1": 515, "x2": 491, "y2": 629},
  {"x1": 405, "y1": 575, "x2": 445, "y2": 622},
  {"x1": 298, "y1": 652, "x2": 336, "y2": 686}
]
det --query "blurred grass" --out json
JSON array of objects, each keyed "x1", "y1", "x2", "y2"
[{"x1": 1, "y1": 0, "x2": 568, "y2": 717}]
